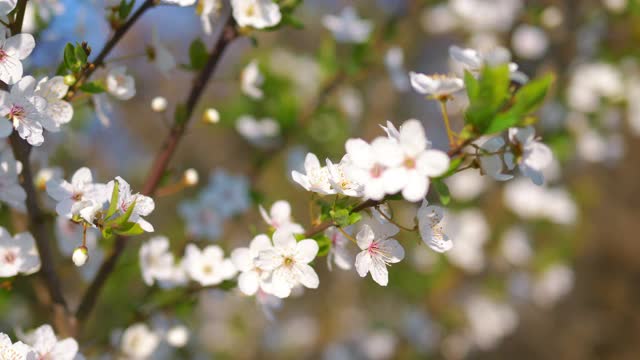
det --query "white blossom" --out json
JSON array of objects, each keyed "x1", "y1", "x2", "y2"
[
  {"x1": 500, "y1": 226, "x2": 532, "y2": 266},
  {"x1": 322, "y1": 6, "x2": 373, "y2": 44},
  {"x1": 324, "y1": 227, "x2": 352, "y2": 271},
  {"x1": 230, "y1": 234, "x2": 276, "y2": 296},
  {"x1": 35, "y1": 76, "x2": 73, "y2": 132},
  {"x1": 45, "y1": 167, "x2": 102, "y2": 220},
  {"x1": 354, "y1": 224, "x2": 404, "y2": 286},
  {"x1": 507, "y1": 127, "x2": 553, "y2": 185},
  {"x1": 464, "y1": 295, "x2": 518, "y2": 350},
  {"x1": 478, "y1": 136, "x2": 513, "y2": 181},
  {"x1": 120, "y1": 323, "x2": 160, "y2": 359},
  {"x1": 235, "y1": 115, "x2": 280, "y2": 148},
  {"x1": 532, "y1": 264, "x2": 574, "y2": 307},
  {"x1": 0, "y1": 227, "x2": 40, "y2": 277},
  {"x1": 106, "y1": 66, "x2": 136, "y2": 100},
  {"x1": 0, "y1": 0, "x2": 16, "y2": 15},
  {"x1": 256, "y1": 230, "x2": 319, "y2": 296},
  {"x1": 240, "y1": 60, "x2": 264, "y2": 99},
  {"x1": 139, "y1": 236, "x2": 176, "y2": 286},
  {"x1": 409, "y1": 72, "x2": 464, "y2": 99},
  {"x1": 511, "y1": 25, "x2": 549, "y2": 60},
  {"x1": 231, "y1": 0, "x2": 281, "y2": 29},
  {"x1": 184, "y1": 244, "x2": 236, "y2": 286},
  {"x1": 0, "y1": 33, "x2": 35, "y2": 85},
  {"x1": 445, "y1": 210, "x2": 489, "y2": 273},
  {"x1": 198, "y1": 0, "x2": 222, "y2": 34},
  {"x1": 0, "y1": 75, "x2": 47, "y2": 146},
  {"x1": 291, "y1": 152, "x2": 335, "y2": 195},
  {"x1": 0, "y1": 148, "x2": 26, "y2": 211},
  {"x1": 259, "y1": 200, "x2": 304, "y2": 234},
  {"x1": 110, "y1": 176, "x2": 155, "y2": 232},
  {"x1": 19, "y1": 324, "x2": 82, "y2": 360},
  {"x1": 0, "y1": 332, "x2": 37, "y2": 360},
  {"x1": 417, "y1": 200, "x2": 451, "y2": 253},
  {"x1": 385, "y1": 47, "x2": 409, "y2": 91},
  {"x1": 325, "y1": 156, "x2": 363, "y2": 197}
]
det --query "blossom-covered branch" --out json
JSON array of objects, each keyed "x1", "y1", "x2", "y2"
[{"x1": 74, "y1": 14, "x2": 240, "y2": 324}]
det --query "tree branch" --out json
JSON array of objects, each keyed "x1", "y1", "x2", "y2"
[
  {"x1": 65, "y1": 0, "x2": 156, "y2": 100},
  {"x1": 74, "y1": 16, "x2": 240, "y2": 323}
]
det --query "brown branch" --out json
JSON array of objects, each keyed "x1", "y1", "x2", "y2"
[
  {"x1": 74, "y1": 16, "x2": 240, "y2": 324},
  {"x1": 65, "y1": 0, "x2": 156, "y2": 101},
  {"x1": 9, "y1": 0, "x2": 28, "y2": 35},
  {"x1": 8, "y1": 135, "x2": 74, "y2": 333}
]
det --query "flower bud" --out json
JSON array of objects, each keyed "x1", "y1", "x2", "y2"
[
  {"x1": 203, "y1": 108, "x2": 220, "y2": 124},
  {"x1": 151, "y1": 96, "x2": 168, "y2": 112},
  {"x1": 166, "y1": 325, "x2": 189, "y2": 348},
  {"x1": 63, "y1": 74, "x2": 77, "y2": 86},
  {"x1": 72, "y1": 246, "x2": 89, "y2": 267},
  {"x1": 183, "y1": 168, "x2": 199, "y2": 186}
]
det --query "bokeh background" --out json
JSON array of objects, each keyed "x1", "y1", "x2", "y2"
[{"x1": 2, "y1": 0, "x2": 640, "y2": 359}]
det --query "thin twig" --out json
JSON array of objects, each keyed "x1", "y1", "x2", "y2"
[
  {"x1": 74, "y1": 15, "x2": 239, "y2": 324},
  {"x1": 65, "y1": 0, "x2": 156, "y2": 101}
]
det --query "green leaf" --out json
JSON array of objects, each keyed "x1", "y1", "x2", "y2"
[
  {"x1": 189, "y1": 38, "x2": 208, "y2": 71},
  {"x1": 432, "y1": 179, "x2": 451, "y2": 206},
  {"x1": 105, "y1": 180, "x2": 120, "y2": 220},
  {"x1": 74, "y1": 43, "x2": 88, "y2": 65},
  {"x1": 464, "y1": 64, "x2": 511, "y2": 133},
  {"x1": 79, "y1": 81, "x2": 106, "y2": 94},
  {"x1": 485, "y1": 73, "x2": 555, "y2": 134},
  {"x1": 330, "y1": 208, "x2": 351, "y2": 228},
  {"x1": 108, "y1": 199, "x2": 136, "y2": 228},
  {"x1": 102, "y1": 227, "x2": 114, "y2": 240},
  {"x1": 63, "y1": 43, "x2": 77, "y2": 72},
  {"x1": 114, "y1": 222, "x2": 144, "y2": 237},
  {"x1": 314, "y1": 234, "x2": 331, "y2": 257},
  {"x1": 435, "y1": 157, "x2": 464, "y2": 180},
  {"x1": 118, "y1": 0, "x2": 135, "y2": 20}
]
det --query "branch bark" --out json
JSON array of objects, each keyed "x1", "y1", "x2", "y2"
[
  {"x1": 74, "y1": 16, "x2": 240, "y2": 324},
  {"x1": 65, "y1": 0, "x2": 156, "y2": 100}
]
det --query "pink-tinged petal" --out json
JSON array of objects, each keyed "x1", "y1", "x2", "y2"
[
  {"x1": 238, "y1": 271, "x2": 260, "y2": 295},
  {"x1": 294, "y1": 263, "x2": 319, "y2": 289},
  {"x1": 4, "y1": 33, "x2": 35, "y2": 60},
  {"x1": 418, "y1": 150, "x2": 450, "y2": 177},
  {"x1": 355, "y1": 250, "x2": 371, "y2": 277},
  {"x1": 399, "y1": 119, "x2": 427, "y2": 156},
  {"x1": 369, "y1": 256, "x2": 389, "y2": 286},
  {"x1": 401, "y1": 172, "x2": 428, "y2": 202},
  {"x1": 356, "y1": 224, "x2": 374, "y2": 250},
  {"x1": 294, "y1": 239, "x2": 318, "y2": 263},
  {"x1": 272, "y1": 229, "x2": 296, "y2": 249},
  {"x1": 231, "y1": 247, "x2": 252, "y2": 272},
  {"x1": 379, "y1": 238, "x2": 405, "y2": 263}
]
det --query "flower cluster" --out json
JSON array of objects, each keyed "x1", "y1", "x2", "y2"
[{"x1": 293, "y1": 119, "x2": 450, "y2": 202}]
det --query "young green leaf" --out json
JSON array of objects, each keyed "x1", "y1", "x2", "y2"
[
  {"x1": 63, "y1": 43, "x2": 77, "y2": 72},
  {"x1": 432, "y1": 179, "x2": 451, "y2": 206},
  {"x1": 79, "y1": 81, "x2": 106, "y2": 94},
  {"x1": 105, "y1": 180, "x2": 120, "y2": 220},
  {"x1": 189, "y1": 38, "x2": 208, "y2": 71}
]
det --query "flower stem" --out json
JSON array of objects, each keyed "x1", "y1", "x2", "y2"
[
  {"x1": 336, "y1": 226, "x2": 358, "y2": 245},
  {"x1": 439, "y1": 100, "x2": 457, "y2": 147},
  {"x1": 375, "y1": 207, "x2": 417, "y2": 232}
]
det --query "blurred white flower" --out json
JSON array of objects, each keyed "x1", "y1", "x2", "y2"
[
  {"x1": 231, "y1": 0, "x2": 281, "y2": 29},
  {"x1": 151, "y1": 96, "x2": 167, "y2": 112},
  {"x1": 120, "y1": 323, "x2": 160, "y2": 359},
  {"x1": 259, "y1": 200, "x2": 304, "y2": 234},
  {"x1": 198, "y1": 0, "x2": 222, "y2": 34},
  {"x1": 445, "y1": 169, "x2": 489, "y2": 201},
  {"x1": 409, "y1": 72, "x2": 464, "y2": 99},
  {"x1": 507, "y1": 126, "x2": 553, "y2": 185},
  {"x1": 139, "y1": 236, "x2": 176, "y2": 286},
  {"x1": 511, "y1": 25, "x2": 549, "y2": 60},
  {"x1": 385, "y1": 47, "x2": 410, "y2": 91},
  {"x1": 503, "y1": 178, "x2": 577, "y2": 224},
  {"x1": 71, "y1": 246, "x2": 88, "y2": 267},
  {"x1": 19, "y1": 324, "x2": 81, "y2": 360},
  {"x1": 450, "y1": 0, "x2": 523, "y2": 32},
  {"x1": 235, "y1": 115, "x2": 280, "y2": 148},
  {"x1": 322, "y1": 6, "x2": 373, "y2": 44},
  {"x1": 106, "y1": 66, "x2": 136, "y2": 100},
  {"x1": 445, "y1": 210, "x2": 489, "y2": 273},
  {"x1": 464, "y1": 295, "x2": 518, "y2": 350},
  {"x1": 149, "y1": 28, "x2": 176, "y2": 76},
  {"x1": 0, "y1": 332, "x2": 37, "y2": 359},
  {"x1": 184, "y1": 244, "x2": 236, "y2": 286},
  {"x1": 532, "y1": 264, "x2": 574, "y2": 307},
  {"x1": 110, "y1": 176, "x2": 155, "y2": 232},
  {"x1": 0, "y1": 227, "x2": 40, "y2": 277},
  {"x1": 567, "y1": 63, "x2": 623, "y2": 113},
  {"x1": 240, "y1": 60, "x2": 264, "y2": 99},
  {"x1": 500, "y1": 226, "x2": 532, "y2": 266},
  {"x1": 324, "y1": 227, "x2": 352, "y2": 271},
  {"x1": 0, "y1": 148, "x2": 26, "y2": 211}
]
